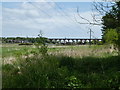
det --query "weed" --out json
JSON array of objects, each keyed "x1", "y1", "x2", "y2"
[{"x1": 2, "y1": 55, "x2": 120, "y2": 88}]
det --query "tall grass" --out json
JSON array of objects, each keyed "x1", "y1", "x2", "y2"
[
  {"x1": 2, "y1": 54, "x2": 120, "y2": 88},
  {"x1": 2, "y1": 44, "x2": 120, "y2": 88}
]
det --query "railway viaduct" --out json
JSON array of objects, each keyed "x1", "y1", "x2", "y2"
[
  {"x1": 3, "y1": 37, "x2": 102, "y2": 45},
  {"x1": 48, "y1": 38, "x2": 102, "y2": 44}
]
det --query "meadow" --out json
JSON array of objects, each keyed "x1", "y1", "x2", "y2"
[{"x1": 2, "y1": 44, "x2": 120, "y2": 89}]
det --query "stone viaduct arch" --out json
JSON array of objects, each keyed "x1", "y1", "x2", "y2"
[{"x1": 48, "y1": 38, "x2": 102, "y2": 45}]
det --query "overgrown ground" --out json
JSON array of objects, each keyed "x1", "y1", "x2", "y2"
[{"x1": 1, "y1": 44, "x2": 120, "y2": 89}]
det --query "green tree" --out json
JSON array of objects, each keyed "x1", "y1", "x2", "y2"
[
  {"x1": 101, "y1": 1, "x2": 120, "y2": 54},
  {"x1": 104, "y1": 29, "x2": 118, "y2": 45},
  {"x1": 102, "y1": 1, "x2": 120, "y2": 42},
  {"x1": 104, "y1": 28, "x2": 120, "y2": 54},
  {"x1": 35, "y1": 30, "x2": 48, "y2": 56}
]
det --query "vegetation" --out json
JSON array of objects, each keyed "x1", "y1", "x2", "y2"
[
  {"x1": 102, "y1": 2, "x2": 120, "y2": 38},
  {"x1": 104, "y1": 29, "x2": 118, "y2": 45},
  {"x1": 1, "y1": 37, "x2": 49, "y2": 44},
  {"x1": 2, "y1": 52, "x2": 120, "y2": 88},
  {"x1": 2, "y1": 1, "x2": 120, "y2": 89},
  {"x1": 104, "y1": 29, "x2": 119, "y2": 54},
  {"x1": 2, "y1": 44, "x2": 120, "y2": 89},
  {"x1": 35, "y1": 31, "x2": 48, "y2": 56},
  {"x1": 102, "y1": 1, "x2": 120, "y2": 53}
]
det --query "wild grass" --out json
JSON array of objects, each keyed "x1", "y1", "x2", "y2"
[
  {"x1": 2, "y1": 55, "x2": 120, "y2": 88},
  {"x1": 2, "y1": 44, "x2": 120, "y2": 88},
  {"x1": 2, "y1": 44, "x2": 114, "y2": 64}
]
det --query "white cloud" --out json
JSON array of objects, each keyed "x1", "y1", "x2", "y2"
[{"x1": 2, "y1": 2, "x2": 102, "y2": 38}]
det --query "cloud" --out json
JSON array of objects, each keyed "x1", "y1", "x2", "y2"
[{"x1": 2, "y1": 2, "x2": 102, "y2": 38}]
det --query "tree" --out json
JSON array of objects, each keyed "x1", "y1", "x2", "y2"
[
  {"x1": 75, "y1": 1, "x2": 120, "y2": 54},
  {"x1": 104, "y1": 29, "x2": 120, "y2": 54},
  {"x1": 104, "y1": 29, "x2": 118, "y2": 44},
  {"x1": 102, "y1": 1, "x2": 120, "y2": 41},
  {"x1": 35, "y1": 30, "x2": 48, "y2": 56},
  {"x1": 75, "y1": 1, "x2": 120, "y2": 37},
  {"x1": 102, "y1": 1, "x2": 120, "y2": 54}
]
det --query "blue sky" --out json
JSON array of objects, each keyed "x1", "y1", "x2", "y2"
[{"x1": 2, "y1": 1, "x2": 103, "y2": 38}]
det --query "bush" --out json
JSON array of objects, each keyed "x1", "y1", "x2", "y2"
[
  {"x1": 2, "y1": 55, "x2": 120, "y2": 88},
  {"x1": 104, "y1": 29, "x2": 120, "y2": 54}
]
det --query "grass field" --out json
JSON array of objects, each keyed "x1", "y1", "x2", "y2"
[
  {"x1": 2, "y1": 44, "x2": 116, "y2": 60},
  {"x1": 1, "y1": 44, "x2": 120, "y2": 88}
]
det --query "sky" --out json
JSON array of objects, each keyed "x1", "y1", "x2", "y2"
[{"x1": 1, "y1": 1, "x2": 104, "y2": 39}]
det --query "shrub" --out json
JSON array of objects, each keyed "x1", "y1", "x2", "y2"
[{"x1": 2, "y1": 55, "x2": 120, "y2": 88}]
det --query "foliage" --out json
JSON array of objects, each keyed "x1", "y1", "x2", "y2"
[
  {"x1": 104, "y1": 29, "x2": 118, "y2": 44},
  {"x1": 104, "y1": 28, "x2": 120, "y2": 54},
  {"x1": 35, "y1": 31, "x2": 48, "y2": 56},
  {"x1": 102, "y1": 1, "x2": 120, "y2": 43},
  {"x1": 65, "y1": 76, "x2": 84, "y2": 88},
  {"x1": 101, "y1": 2, "x2": 120, "y2": 54},
  {"x1": 2, "y1": 54, "x2": 120, "y2": 88},
  {"x1": 39, "y1": 45, "x2": 48, "y2": 55},
  {"x1": 116, "y1": 27, "x2": 120, "y2": 52}
]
